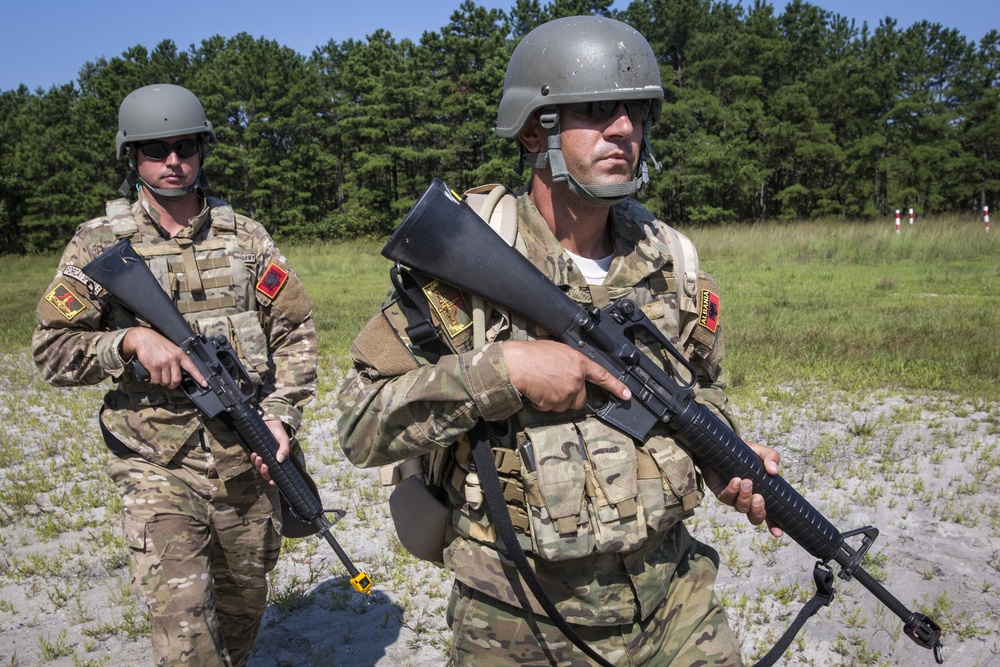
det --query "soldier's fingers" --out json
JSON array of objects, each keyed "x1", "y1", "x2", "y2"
[
  {"x1": 251, "y1": 453, "x2": 274, "y2": 484},
  {"x1": 259, "y1": 463, "x2": 275, "y2": 484},
  {"x1": 747, "y1": 441, "x2": 780, "y2": 475},
  {"x1": 712, "y1": 476, "x2": 739, "y2": 505},
  {"x1": 746, "y1": 495, "x2": 765, "y2": 526},
  {"x1": 265, "y1": 420, "x2": 290, "y2": 464},
  {"x1": 150, "y1": 362, "x2": 178, "y2": 389},
  {"x1": 179, "y1": 353, "x2": 207, "y2": 387},
  {"x1": 583, "y1": 359, "x2": 631, "y2": 401},
  {"x1": 166, "y1": 363, "x2": 183, "y2": 389},
  {"x1": 723, "y1": 478, "x2": 753, "y2": 513}
]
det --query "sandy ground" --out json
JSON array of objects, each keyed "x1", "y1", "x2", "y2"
[{"x1": 1, "y1": 352, "x2": 998, "y2": 666}]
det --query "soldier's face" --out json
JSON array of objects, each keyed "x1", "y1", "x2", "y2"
[
  {"x1": 558, "y1": 103, "x2": 642, "y2": 187},
  {"x1": 135, "y1": 133, "x2": 201, "y2": 191}
]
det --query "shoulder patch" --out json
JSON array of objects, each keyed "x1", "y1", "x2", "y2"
[
  {"x1": 699, "y1": 289, "x2": 720, "y2": 333},
  {"x1": 46, "y1": 283, "x2": 89, "y2": 320},
  {"x1": 422, "y1": 279, "x2": 472, "y2": 339},
  {"x1": 256, "y1": 263, "x2": 289, "y2": 298},
  {"x1": 61, "y1": 264, "x2": 104, "y2": 297}
]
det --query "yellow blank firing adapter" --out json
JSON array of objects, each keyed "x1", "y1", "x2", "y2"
[{"x1": 350, "y1": 570, "x2": 373, "y2": 595}]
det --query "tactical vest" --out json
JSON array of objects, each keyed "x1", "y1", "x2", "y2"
[
  {"x1": 104, "y1": 198, "x2": 272, "y2": 407},
  {"x1": 379, "y1": 190, "x2": 715, "y2": 564}
]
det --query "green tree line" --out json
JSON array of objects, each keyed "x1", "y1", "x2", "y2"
[{"x1": 1, "y1": 0, "x2": 997, "y2": 253}]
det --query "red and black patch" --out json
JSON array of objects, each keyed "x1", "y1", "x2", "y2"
[
  {"x1": 256, "y1": 263, "x2": 289, "y2": 298},
  {"x1": 699, "y1": 289, "x2": 720, "y2": 333},
  {"x1": 46, "y1": 282, "x2": 88, "y2": 320}
]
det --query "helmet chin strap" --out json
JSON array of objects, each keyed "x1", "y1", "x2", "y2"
[
  {"x1": 118, "y1": 170, "x2": 208, "y2": 199},
  {"x1": 138, "y1": 175, "x2": 202, "y2": 199},
  {"x1": 522, "y1": 112, "x2": 661, "y2": 207},
  {"x1": 118, "y1": 148, "x2": 210, "y2": 198}
]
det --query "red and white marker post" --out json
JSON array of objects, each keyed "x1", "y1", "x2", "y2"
[
  {"x1": 895, "y1": 209, "x2": 901, "y2": 234},
  {"x1": 909, "y1": 208, "x2": 914, "y2": 226},
  {"x1": 985, "y1": 206, "x2": 991, "y2": 233}
]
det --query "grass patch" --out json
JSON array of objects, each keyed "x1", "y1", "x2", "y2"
[
  {"x1": 5, "y1": 218, "x2": 998, "y2": 399},
  {"x1": 284, "y1": 241, "x2": 390, "y2": 361},
  {"x1": 685, "y1": 217, "x2": 999, "y2": 401},
  {"x1": 0, "y1": 254, "x2": 61, "y2": 353}
]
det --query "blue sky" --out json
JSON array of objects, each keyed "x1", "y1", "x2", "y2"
[{"x1": 1, "y1": 0, "x2": 996, "y2": 92}]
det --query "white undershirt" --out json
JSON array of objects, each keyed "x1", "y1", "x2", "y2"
[{"x1": 566, "y1": 250, "x2": 614, "y2": 286}]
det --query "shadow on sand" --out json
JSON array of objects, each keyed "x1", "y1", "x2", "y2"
[{"x1": 248, "y1": 575, "x2": 407, "y2": 667}]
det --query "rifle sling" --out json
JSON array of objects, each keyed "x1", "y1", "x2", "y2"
[
  {"x1": 752, "y1": 563, "x2": 836, "y2": 667},
  {"x1": 468, "y1": 420, "x2": 615, "y2": 667},
  {"x1": 390, "y1": 265, "x2": 445, "y2": 358}
]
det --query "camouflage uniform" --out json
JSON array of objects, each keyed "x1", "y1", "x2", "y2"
[
  {"x1": 337, "y1": 193, "x2": 742, "y2": 665},
  {"x1": 34, "y1": 191, "x2": 318, "y2": 667}
]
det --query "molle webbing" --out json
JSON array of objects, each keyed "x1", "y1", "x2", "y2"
[
  {"x1": 452, "y1": 439, "x2": 532, "y2": 532},
  {"x1": 179, "y1": 256, "x2": 231, "y2": 270},
  {"x1": 176, "y1": 238, "x2": 204, "y2": 294},
  {"x1": 455, "y1": 438, "x2": 522, "y2": 476},
  {"x1": 647, "y1": 271, "x2": 676, "y2": 300},
  {"x1": 177, "y1": 275, "x2": 234, "y2": 291},
  {"x1": 133, "y1": 238, "x2": 241, "y2": 315},
  {"x1": 176, "y1": 295, "x2": 238, "y2": 314},
  {"x1": 172, "y1": 255, "x2": 235, "y2": 294}
]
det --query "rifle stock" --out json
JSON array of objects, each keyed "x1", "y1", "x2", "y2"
[
  {"x1": 382, "y1": 179, "x2": 944, "y2": 661},
  {"x1": 83, "y1": 239, "x2": 372, "y2": 594}
]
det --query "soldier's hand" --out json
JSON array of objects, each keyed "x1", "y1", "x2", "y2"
[
  {"x1": 705, "y1": 441, "x2": 783, "y2": 537},
  {"x1": 503, "y1": 340, "x2": 630, "y2": 412},
  {"x1": 251, "y1": 419, "x2": 290, "y2": 485},
  {"x1": 121, "y1": 327, "x2": 207, "y2": 389}
]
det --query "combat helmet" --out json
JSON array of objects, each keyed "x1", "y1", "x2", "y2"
[
  {"x1": 115, "y1": 84, "x2": 217, "y2": 198},
  {"x1": 496, "y1": 16, "x2": 663, "y2": 206}
]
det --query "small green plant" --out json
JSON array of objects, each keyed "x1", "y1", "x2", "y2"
[{"x1": 38, "y1": 629, "x2": 72, "y2": 661}]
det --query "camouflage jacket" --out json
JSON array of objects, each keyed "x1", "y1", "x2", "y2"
[
  {"x1": 33, "y1": 192, "x2": 318, "y2": 480},
  {"x1": 336, "y1": 193, "x2": 738, "y2": 625}
]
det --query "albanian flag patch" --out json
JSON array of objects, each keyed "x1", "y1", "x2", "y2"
[
  {"x1": 46, "y1": 283, "x2": 88, "y2": 320},
  {"x1": 699, "y1": 289, "x2": 720, "y2": 333},
  {"x1": 256, "y1": 263, "x2": 289, "y2": 299}
]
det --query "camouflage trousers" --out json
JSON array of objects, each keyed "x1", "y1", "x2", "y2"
[
  {"x1": 108, "y1": 441, "x2": 281, "y2": 667},
  {"x1": 446, "y1": 541, "x2": 742, "y2": 667}
]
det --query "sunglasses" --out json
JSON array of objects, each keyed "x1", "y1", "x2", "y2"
[
  {"x1": 564, "y1": 99, "x2": 661, "y2": 125},
  {"x1": 138, "y1": 139, "x2": 201, "y2": 161}
]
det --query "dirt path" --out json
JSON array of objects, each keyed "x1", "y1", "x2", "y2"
[{"x1": 1, "y1": 354, "x2": 997, "y2": 666}]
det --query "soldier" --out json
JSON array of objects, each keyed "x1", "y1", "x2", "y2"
[
  {"x1": 336, "y1": 16, "x2": 783, "y2": 667},
  {"x1": 33, "y1": 84, "x2": 318, "y2": 667}
]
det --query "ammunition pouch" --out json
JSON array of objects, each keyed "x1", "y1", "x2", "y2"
[{"x1": 485, "y1": 419, "x2": 703, "y2": 563}]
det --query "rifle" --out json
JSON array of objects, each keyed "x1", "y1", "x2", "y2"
[
  {"x1": 83, "y1": 239, "x2": 372, "y2": 595},
  {"x1": 381, "y1": 179, "x2": 944, "y2": 663}
]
